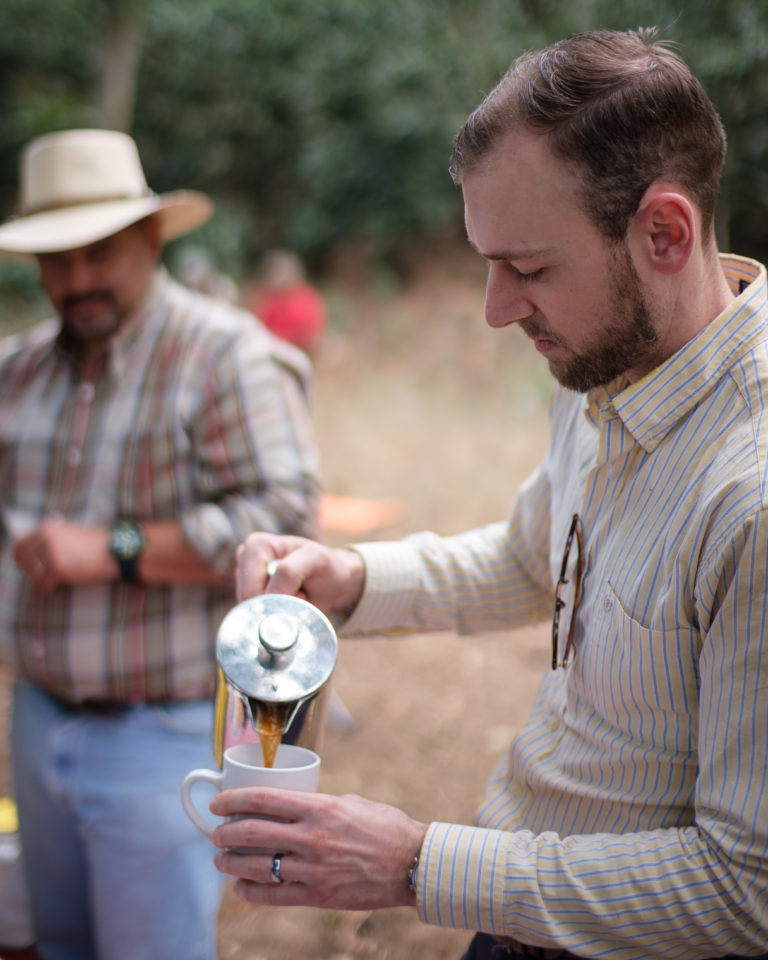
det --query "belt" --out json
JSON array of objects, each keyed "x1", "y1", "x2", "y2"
[
  {"x1": 492, "y1": 939, "x2": 573, "y2": 959},
  {"x1": 50, "y1": 694, "x2": 205, "y2": 714},
  {"x1": 469, "y1": 934, "x2": 768, "y2": 960},
  {"x1": 47, "y1": 692, "x2": 150, "y2": 715},
  {"x1": 463, "y1": 933, "x2": 576, "y2": 960},
  {"x1": 76, "y1": 700, "x2": 138, "y2": 715}
]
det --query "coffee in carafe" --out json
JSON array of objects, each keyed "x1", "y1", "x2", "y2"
[{"x1": 212, "y1": 594, "x2": 338, "y2": 768}]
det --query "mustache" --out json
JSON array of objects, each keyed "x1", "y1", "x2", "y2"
[
  {"x1": 61, "y1": 291, "x2": 117, "y2": 312},
  {"x1": 519, "y1": 318, "x2": 560, "y2": 344}
]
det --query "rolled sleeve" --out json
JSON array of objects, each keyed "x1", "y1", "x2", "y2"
[{"x1": 180, "y1": 323, "x2": 321, "y2": 571}]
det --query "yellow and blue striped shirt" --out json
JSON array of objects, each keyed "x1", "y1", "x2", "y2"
[{"x1": 348, "y1": 255, "x2": 768, "y2": 958}]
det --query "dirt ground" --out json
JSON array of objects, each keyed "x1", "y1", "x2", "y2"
[{"x1": 0, "y1": 249, "x2": 554, "y2": 959}]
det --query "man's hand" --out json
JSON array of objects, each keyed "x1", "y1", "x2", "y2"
[
  {"x1": 14, "y1": 518, "x2": 113, "y2": 592},
  {"x1": 236, "y1": 533, "x2": 366, "y2": 615},
  {"x1": 210, "y1": 787, "x2": 428, "y2": 910}
]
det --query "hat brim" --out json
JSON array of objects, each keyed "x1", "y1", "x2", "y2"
[{"x1": 0, "y1": 190, "x2": 214, "y2": 254}]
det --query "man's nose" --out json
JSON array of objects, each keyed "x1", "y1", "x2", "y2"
[
  {"x1": 63, "y1": 256, "x2": 97, "y2": 295},
  {"x1": 484, "y1": 263, "x2": 535, "y2": 329}
]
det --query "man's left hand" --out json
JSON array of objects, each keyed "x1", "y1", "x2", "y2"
[
  {"x1": 14, "y1": 518, "x2": 112, "y2": 592},
  {"x1": 210, "y1": 788, "x2": 428, "y2": 910}
]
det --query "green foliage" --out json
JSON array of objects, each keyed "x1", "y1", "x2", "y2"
[
  {"x1": 0, "y1": 0, "x2": 98, "y2": 212},
  {"x1": 135, "y1": 0, "x2": 520, "y2": 272},
  {"x1": 1, "y1": 0, "x2": 767, "y2": 278}
]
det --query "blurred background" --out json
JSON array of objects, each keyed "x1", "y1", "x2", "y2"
[
  {"x1": 0, "y1": 0, "x2": 767, "y2": 318},
  {"x1": 0, "y1": 2, "x2": 766, "y2": 957}
]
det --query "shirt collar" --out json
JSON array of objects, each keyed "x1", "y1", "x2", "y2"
[
  {"x1": 585, "y1": 255, "x2": 768, "y2": 451},
  {"x1": 106, "y1": 267, "x2": 169, "y2": 380},
  {"x1": 52, "y1": 267, "x2": 170, "y2": 380}
]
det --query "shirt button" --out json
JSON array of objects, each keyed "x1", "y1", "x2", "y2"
[
  {"x1": 603, "y1": 596, "x2": 613, "y2": 613},
  {"x1": 77, "y1": 382, "x2": 96, "y2": 404},
  {"x1": 66, "y1": 446, "x2": 81, "y2": 466}
]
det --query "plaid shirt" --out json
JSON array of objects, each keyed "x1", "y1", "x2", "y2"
[
  {"x1": 348, "y1": 256, "x2": 768, "y2": 957},
  {"x1": 0, "y1": 269, "x2": 320, "y2": 703}
]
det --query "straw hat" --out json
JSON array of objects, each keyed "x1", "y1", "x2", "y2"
[{"x1": 0, "y1": 129, "x2": 214, "y2": 254}]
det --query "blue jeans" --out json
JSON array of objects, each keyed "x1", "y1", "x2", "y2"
[{"x1": 11, "y1": 684, "x2": 225, "y2": 960}]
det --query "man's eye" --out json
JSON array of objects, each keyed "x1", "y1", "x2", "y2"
[
  {"x1": 39, "y1": 253, "x2": 65, "y2": 268},
  {"x1": 510, "y1": 265, "x2": 544, "y2": 282}
]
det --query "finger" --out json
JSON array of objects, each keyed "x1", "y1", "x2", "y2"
[
  {"x1": 212, "y1": 849, "x2": 285, "y2": 881},
  {"x1": 13, "y1": 537, "x2": 34, "y2": 569},
  {"x1": 264, "y1": 542, "x2": 343, "y2": 607},
  {"x1": 235, "y1": 542, "x2": 270, "y2": 601},
  {"x1": 212, "y1": 816, "x2": 299, "y2": 856},
  {"x1": 33, "y1": 560, "x2": 57, "y2": 593},
  {"x1": 13, "y1": 545, "x2": 51, "y2": 590},
  {"x1": 235, "y1": 534, "x2": 309, "y2": 601},
  {"x1": 262, "y1": 554, "x2": 309, "y2": 596},
  {"x1": 231, "y1": 877, "x2": 317, "y2": 908},
  {"x1": 210, "y1": 785, "x2": 317, "y2": 821}
]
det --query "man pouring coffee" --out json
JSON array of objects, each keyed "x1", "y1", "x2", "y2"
[{"x1": 210, "y1": 28, "x2": 767, "y2": 960}]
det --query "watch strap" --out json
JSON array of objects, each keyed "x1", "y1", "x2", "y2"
[{"x1": 109, "y1": 518, "x2": 146, "y2": 584}]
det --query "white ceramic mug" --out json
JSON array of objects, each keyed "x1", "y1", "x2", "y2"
[{"x1": 180, "y1": 742, "x2": 320, "y2": 838}]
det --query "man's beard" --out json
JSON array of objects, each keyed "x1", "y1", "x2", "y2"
[
  {"x1": 60, "y1": 291, "x2": 121, "y2": 343},
  {"x1": 527, "y1": 246, "x2": 660, "y2": 393}
]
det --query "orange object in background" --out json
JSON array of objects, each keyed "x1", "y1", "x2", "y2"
[{"x1": 319, "y1": 494, "x2": 406, "y2": 536}]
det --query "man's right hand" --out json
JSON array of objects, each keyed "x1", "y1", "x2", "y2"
[{"x1": 235, "y1": 533, "x2": 366, "y2": 616}]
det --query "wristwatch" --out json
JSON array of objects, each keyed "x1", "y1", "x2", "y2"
[{"x1": 109, "y1": 518, "x2": 146, "y2": 583}]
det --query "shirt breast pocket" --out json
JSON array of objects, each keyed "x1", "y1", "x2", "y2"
[
  {"x1": 581, "y1": 580, "x2": 698, "y2": 754},
  {"x1": 115, "y1": 419, "x2": 194, "y2": 517}
]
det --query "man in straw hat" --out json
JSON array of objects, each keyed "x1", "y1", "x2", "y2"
[{"x1": 0, "y1": 128, "x2": 321, "y2": 960}]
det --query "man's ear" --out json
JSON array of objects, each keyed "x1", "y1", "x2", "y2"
[
  {"x1": 630, "y1": 187, "x2": 695, "y2": 276},
  {"x1": 139, "y1": 214, "x2": 164, "y2": 262}
]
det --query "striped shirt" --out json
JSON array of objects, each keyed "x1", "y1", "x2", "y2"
[
  {"x1": 0, "y1": 269, "x2": 320, "y2": 703},
  {"x1": 347, "y1": 255, "x2": 768, "y2": 957}
]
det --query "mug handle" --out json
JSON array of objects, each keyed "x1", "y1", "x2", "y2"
[{"x1": 180, "y1": 768, "x2": 223, "y2": 837}]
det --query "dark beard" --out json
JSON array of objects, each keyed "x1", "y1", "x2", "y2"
[
  {"x1": 551, "y1": 246, "x2": 659, "y2": 393},
  {"x1": 60, "y1": 291, "x2": 121, "y2": 342}
]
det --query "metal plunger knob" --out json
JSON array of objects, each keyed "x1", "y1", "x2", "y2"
[{"x1": 258, "y1": 613, "x2": 299, "y2": 657}]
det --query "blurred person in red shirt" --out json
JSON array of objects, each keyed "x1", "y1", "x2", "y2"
[{"x1": 248, "y1": 249, "x2": 327, "y2": 357}]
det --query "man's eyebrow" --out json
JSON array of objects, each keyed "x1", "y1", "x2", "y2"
[{"x1": 467, "y1": 240, "x2": 556, "y2": 262}]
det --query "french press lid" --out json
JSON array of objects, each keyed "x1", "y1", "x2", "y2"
[{"x1": 215, "y1": 594, "x2": 338, "y2": 703}]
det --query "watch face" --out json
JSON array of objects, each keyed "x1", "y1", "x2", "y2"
[{"x1": 111, "y1": 521, "x2": 144, "y2": 560}]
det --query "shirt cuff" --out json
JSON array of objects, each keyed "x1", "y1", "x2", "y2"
[
  {"x1": 415, "y1": 821, "x2": 511, "y2": 933},
  {"x1": 180, "y1": 504, "x2": 236, "y2": 573}
]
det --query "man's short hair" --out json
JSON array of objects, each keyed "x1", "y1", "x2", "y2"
[{"x1": 450, "y1": 28, "x2": 726, "y2": 241}]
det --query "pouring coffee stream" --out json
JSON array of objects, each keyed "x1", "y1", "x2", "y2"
[{"x1": 213, "y1": 595, "x2": 339, "y2": 769}]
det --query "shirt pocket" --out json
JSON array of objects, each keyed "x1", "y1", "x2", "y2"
[
  {"x1": 580, "y1": 580, "x2": 698, "y2": 756},
  {"x1": 115, "y1": 419, "x2": 194, "y2": 518}
]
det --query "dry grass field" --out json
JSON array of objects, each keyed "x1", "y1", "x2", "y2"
[{"x1": 0, "y1": 248, "x2": 555, "y2": 959}]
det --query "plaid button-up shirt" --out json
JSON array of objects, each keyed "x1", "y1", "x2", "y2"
[{"x1": 0, "y1": 269, "x2": 320, "y2": 703}]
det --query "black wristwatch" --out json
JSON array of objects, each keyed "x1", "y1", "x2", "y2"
[{"x1": 109, "y1": 518, "x2": 146, "y2": 583}]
